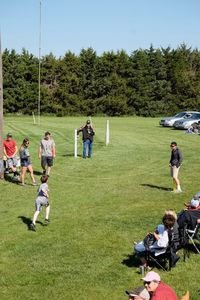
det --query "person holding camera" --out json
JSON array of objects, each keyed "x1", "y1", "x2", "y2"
[
  {"x1": 134, "y1": 215, "x2": 175, "y2": 270},
  {"x1": 77, "y1": 120, "x2": 95, "y2": 159}
]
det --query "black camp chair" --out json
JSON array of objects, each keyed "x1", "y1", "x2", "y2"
[
  {"x1": 177, "y1": 210, "x2": 200, "y2": 260},
  {"x1": 183, "y1": 219, "x2": 200, "y2": 260},
  {"x1": 147, "y1": 229, "x2": 180, "y2": 271}
]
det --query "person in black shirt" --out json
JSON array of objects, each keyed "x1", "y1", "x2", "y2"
[
  {"x1": 77, "y1": 120, "x2": 95, "y2": 159},
  {"x1": 169, "y1": 141, "x2": 183, "y2": 193}
]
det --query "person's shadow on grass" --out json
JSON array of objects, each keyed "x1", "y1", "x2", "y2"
[
  {"x1": 121, "y1": 253, "x2": 139, "y2": 268},
  {"x1": 4, "y1": 174, "x2": 19, "y2": 185},
  {"x1": 33, "y1": 170, "x2": 44, "y2": 176},
  {"x1": 141, "y1": 183, "x2": 172, "y2": 192},
  {"x1": 18, "y1": 216, "x2": 44, "y2": 230}
]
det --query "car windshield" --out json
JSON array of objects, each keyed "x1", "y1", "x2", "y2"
[
  {"x1": 183, "y1": 113, "x2": 192, "y2": 119},
  {"x1": 186, "y1": 113, "x2": 200, "y2": 120},
  {"x1": 174, "y1": 112, "x2": 187, "y2": 118}
]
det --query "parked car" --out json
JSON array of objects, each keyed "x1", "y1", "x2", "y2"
[
  {"x1": 173, "y1": 112, "x2": 200, "y2": 129},
  {"x1": 159, "y1": 111, "x2": 196, "y2": 127}
]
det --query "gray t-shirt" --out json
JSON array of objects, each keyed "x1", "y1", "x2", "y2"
[
  {"x1": 38, "y1": 182, "x2": 49, "y2": 197},
  {"x1": 40, "y1": 138, "x2": 55, "y2": 157}
]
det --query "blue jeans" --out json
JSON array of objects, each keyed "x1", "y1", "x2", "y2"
[{"x1": 83, "y1": 139, "x2": 93, "y2": 158}]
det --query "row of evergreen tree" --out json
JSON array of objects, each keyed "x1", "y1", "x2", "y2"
[{"x1": 2, "y1": 44, "x2": 200, "y2": 116}]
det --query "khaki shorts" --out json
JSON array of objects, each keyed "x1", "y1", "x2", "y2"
[{"x1": 170, "y1": 166, "x2": 180, "y2": 179}]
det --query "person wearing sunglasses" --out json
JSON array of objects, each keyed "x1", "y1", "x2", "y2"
[
  {"x1": 19, "y1": 138, "x2": 37, "y2": 186},
  {"x1": 169, "y1": 141, "x2": 183, "y2": 193},
  {"x1": 140, "y1": 271, "x2": 178, "y2": 300}
]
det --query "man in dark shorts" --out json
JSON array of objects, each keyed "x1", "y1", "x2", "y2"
[{"x1": 38, "y1": 132, "x2": 56, "y2": 176}]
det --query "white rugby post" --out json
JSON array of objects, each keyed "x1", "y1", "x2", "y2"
[
  {"x1": 32, "y1": 112, "x2": 36, "y2": 124},
  {"x1": 105, "y1": 120, "x2": 110, "y2": 146},
  {"x1": 74, "y1": 129, "x2": 78, "y2": 158}
]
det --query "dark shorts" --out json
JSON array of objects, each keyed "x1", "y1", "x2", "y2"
[
  {"x1": 41, "y1": 156, "x2": 53, "y2": 168},
  {"x1": 21, "y1": 159, "x2": 31, "y2": 167}
]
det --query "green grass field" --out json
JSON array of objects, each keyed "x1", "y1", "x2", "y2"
[{"x1": 1, "y1": 116, "x2": 200, "y2": 300}]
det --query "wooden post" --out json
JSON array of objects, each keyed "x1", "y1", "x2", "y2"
[
  {"x1": 0, "y1": 31, "x2": 4, "y2": 179},
  {"x1": 38, "y1": 0, "x2": 42, "y2": 125},
  {"x1": 74, "y1": 129, "x2": 78, "y2": 158}
]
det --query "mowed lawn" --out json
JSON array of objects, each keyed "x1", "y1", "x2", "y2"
[{"x1": 0, "y1": 116, "x2": 200, "y2": 300}]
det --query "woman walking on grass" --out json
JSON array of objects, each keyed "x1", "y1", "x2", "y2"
[{"x1": 19, "y1": 138, "x2": 37, "y2": 186}]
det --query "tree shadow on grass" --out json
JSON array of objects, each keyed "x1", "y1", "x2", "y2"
[
  {"x1": 141, "y1": 184, "x2": 172, "y2": 192},
  {"x1": 121, "y1": 253, "x2": 139, "y2": 268},
  {"x1": 18, "y1": 216, "x2": 44, "y2": 230}
]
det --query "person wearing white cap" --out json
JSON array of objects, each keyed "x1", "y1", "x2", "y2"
[{"x1": 139, "y1": 271, "x2": 178, "y2": 300}]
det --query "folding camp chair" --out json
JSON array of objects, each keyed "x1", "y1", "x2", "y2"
[
  {"x1": 147, "y1": 228, "x2": 180, "y2": 271},
  {"x1": 184, "y1": 219, "x2": 200, "y2": 260},
  {"x1": 147, "y1": 242, "x2": 180, "y2": 271}
]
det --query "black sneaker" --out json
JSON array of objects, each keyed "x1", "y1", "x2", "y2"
[
  {"x1": 30, "y1": 223, "x2": 36, "y2": 231},
  {"x1": 43, "y1": 170, "x2": 46, "y2": 175},
  {"x1": 44, "y1": 218, "x2": 50, "y2": 225}
]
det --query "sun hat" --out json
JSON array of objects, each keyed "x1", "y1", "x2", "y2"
[
  {"x1": 141, "y1": 271, "x2": 161, "y2": 282},
  {"x1": 126, "y1": 286, "x2": 150, "y2": 300}
]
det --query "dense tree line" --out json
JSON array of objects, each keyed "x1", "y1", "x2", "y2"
[{"x1": 2, "y1": 44, "x2": 200, "y2": 116}]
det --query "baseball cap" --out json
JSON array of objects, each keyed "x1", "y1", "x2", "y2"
[
  {"x1": 7, "y1": 133, "x2": 12, "y2": 137},
  {"x1": 141, "y1": 271, "x2": 161, "y2": 282},
  {"x1": 86, "y1": 120, "x2": 90, "y2": 124},
  {"x1": 126, "y1": 286, "x2": 150, "y2": 300}
]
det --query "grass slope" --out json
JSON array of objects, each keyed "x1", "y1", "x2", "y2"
[{"x1": 0, "y1": 116, "x2": 200, "y2": 300}]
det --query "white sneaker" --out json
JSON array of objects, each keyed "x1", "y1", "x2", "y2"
[{"x1": 176, "y1": 188, "x2": 182, "y2": 193}]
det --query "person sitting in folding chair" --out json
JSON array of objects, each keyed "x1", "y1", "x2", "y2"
[
  {"x1": 177, "y1": 207, "x2": 200, "y2": 256},
  {"x1": 134, "y1": 215, "x2": 176, "y2": 271}
]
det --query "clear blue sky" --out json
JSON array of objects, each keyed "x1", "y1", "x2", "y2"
[{"x1": 1, "y1": 0, "x2": 200, "y2": 57}]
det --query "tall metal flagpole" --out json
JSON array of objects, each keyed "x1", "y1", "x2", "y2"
[
  {"x1": 0, "y1": 31, "x2": 4, "y2": 179},
  {"x1": 38, "y1": 1, "x2": 42, "y2": 125}
]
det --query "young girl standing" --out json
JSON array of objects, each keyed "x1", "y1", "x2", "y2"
[{"x1": 19, "y1": 138, "x2": 37, "y2": 186}]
